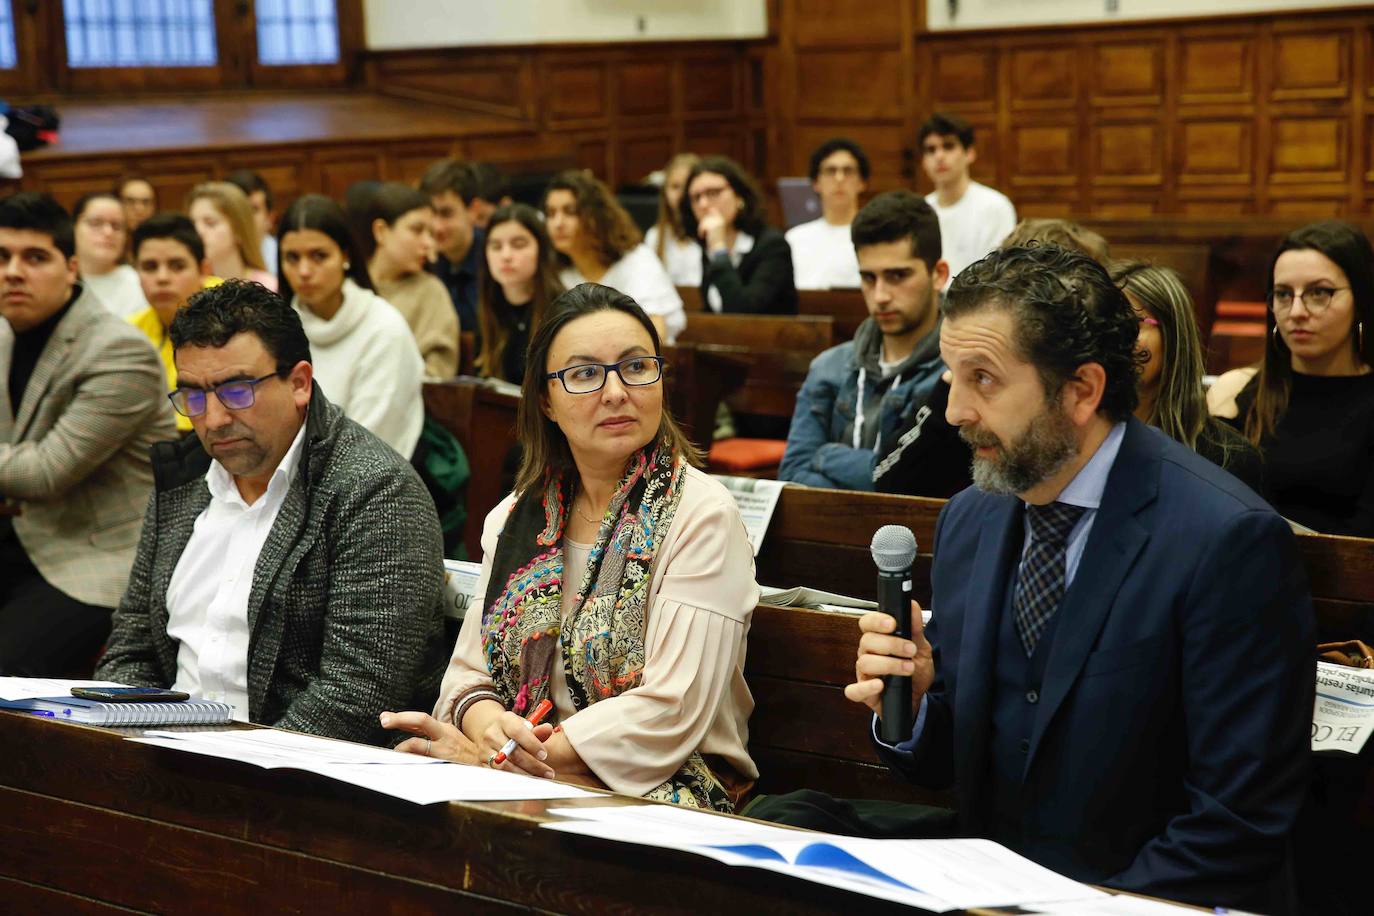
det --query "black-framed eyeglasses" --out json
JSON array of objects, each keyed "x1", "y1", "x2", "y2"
[
  {"x1": 1270, "y1": 286, "x2": 1349, "y2": 315},
  {"x1": 545, "y1": 356, "x2": 664, "y2": 395},
  {"x1": 168, "y1": 372, "x2": 281, "y2": 418}
]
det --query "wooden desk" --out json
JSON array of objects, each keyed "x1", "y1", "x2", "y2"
[
  {"x1": 798, "y1": 289, "x2": 867, "y2": 342},
  {"x1": 0, "y1": 712, "x2": 957, "y2": 914}
]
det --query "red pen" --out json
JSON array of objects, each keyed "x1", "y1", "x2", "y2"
[{"x1": 492, "y1": 698, "x2": 554, "y2": 765}]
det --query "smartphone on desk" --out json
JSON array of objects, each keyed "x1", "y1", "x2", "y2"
[{"x1": 70, "y1": 686, "x2": 190, "y2": 703}]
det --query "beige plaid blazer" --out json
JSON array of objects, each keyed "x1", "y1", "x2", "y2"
[{"x1": 0, "y1": 285, "x2": 179, "y2": 607}]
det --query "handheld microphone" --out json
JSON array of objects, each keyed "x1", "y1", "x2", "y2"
[{"x1": 871, "y1": 524, "x2": 918, "y2": 745}]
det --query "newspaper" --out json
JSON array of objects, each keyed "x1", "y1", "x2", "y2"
[
  {"x1": 1312, "y1": 661, "x2": 1374, "y2": 754},
  {"x1": 713, "y1": 474, "x2": 789, "y2": 556}
]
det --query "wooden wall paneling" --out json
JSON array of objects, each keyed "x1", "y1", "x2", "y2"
[
  {"x1": 573, "y1": 136, "x2": 611, "y2": 180},
  {"x1": 928, "y1": 45, "x2": 999, "y2": 113},
  {"x1": 1008, "y1": 43, "x2": 1079, "y2": 112},
  {"x1": 387, "y1": 141, "x2": 463, "y2": 186},
  {"x1": 681, "y1": 125, "x2": 744, "y2": 163},
  {"x1": 1089, "y1": 197, "x2": 1161, "y2": 217},
  {"x1": 617, "y1": 60, "x2": 673, "y2": 119},
  {"x1": 1177, "y1": 31, "x2": 1257, "y2": 105},
  {"x1": 1092, "y1": 120, "x2": 1164, "y2": 187},
  {"x1": 1269, "y1": 116, "x2": 1349, "y2": 184},
  {"x1": 1007, "y1": 118, "x2": 1079, "y2": 189},
  {"x1": 617, "y1": 131, "x2": 675, "y2": 185},
  {"x1": 368, "y1": 51, "x2": 535, "y2": 123},
  {"x1": 27, "y1": 162, "x2": 125, "y2": 212},
  {"x1": 313, "y1": 150, "x2": 386, "y2": 201},
  {"x1": 542, "y1": 57, "x2": 611, "y2": 128},
  {"x1": 1177, "y1": 117, "x2": 1254, "y2": 187},
  {"x1": 133, "y1": 156, "x2": 221, "y2": 213},
  {"x1": 1267, "y1": 195, "x2": 1347, "y2": 217},
  {"x1": 1090, "y1": 37, "x2": 1165, "y2": 108},
  {"x1": 1270, "y1": 27, "x2": 1352, "y2": 103},
  {"x1": 792, "y1": 0, "x2": 903, "y2": 48},
  {"x1": 795, "y1": 49, "x2": 905, "y2": 121},
  {"x1": 683, "y1": 54, "x2": 740, "y2": 116}
]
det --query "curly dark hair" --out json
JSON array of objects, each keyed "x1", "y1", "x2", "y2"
[
  {"x1": 808, "y1": 137, "x2": 871, "y2": 182},
  {"x1": 944, "y1": 245, "x2": 1141, "y2": 421},
  {"x1": 170, "y1": 278, "x2": 312, "y2": 373},
  {"x1": 678, "y1": 156, "x2": 769, "y2": 239},
  {"x1": 543, "y1": 170, "x2": 642, "y2": 268}
]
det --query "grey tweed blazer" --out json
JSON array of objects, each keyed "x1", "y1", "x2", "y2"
[
  {"x1": 0, "y1": 285, "x2": 178, "y2": 608},
  {"x1": 96, "y1": 386, "x2": 447, "y2": 746}
]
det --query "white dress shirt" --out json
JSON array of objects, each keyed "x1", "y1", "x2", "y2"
[{"x1": 166, "y1": 419, "x2": 309, "y2": 720}]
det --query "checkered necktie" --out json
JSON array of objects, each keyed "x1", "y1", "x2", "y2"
[{"x1": 1012, "y1": 501, "x2": 1088, "y2": 657}]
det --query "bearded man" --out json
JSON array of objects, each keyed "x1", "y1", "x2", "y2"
[{"x1": 845, "y1": 245, "x2": 1313, "y2": 913}]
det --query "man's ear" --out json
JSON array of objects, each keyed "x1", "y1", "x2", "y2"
[
  {"x1": 288, "y1": 360, "x2": 314, "y2": 409},
  {"x1": 65, "y1": 254, "x2": 79, "y2": 287},
  {"x1": 1064, "y1": 362, "x2": 1106, "y2": 426},
  {"x1": 965, "y1": 146, "x2": 978, "y2": 168},
  {"x1": 198, "y1": 258, "x2": 212, "y2": 277},
  {"x1": 931, "y1": 259, "x2": 950, "y2": 291}
]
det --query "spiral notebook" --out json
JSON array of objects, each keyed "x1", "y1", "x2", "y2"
[{"x1": 0, "y1": 678, "x2": 233, "y2": 726}]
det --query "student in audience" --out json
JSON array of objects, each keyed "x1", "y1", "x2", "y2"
[
  {"x1": 644, "y1": 152, "x2": 703, "y2": 287},
  {"x1": 845, "y1": 244, "x2": 1312, "y2": 912},
  {"x1": 97, "y1": 280, "x2": 446, "y2": 743},
  {"x1": 680, "y1": 156, "x2": 797, "y2": 315},
  {"x1": 382, "y1": 283, "x2": 758, "y2": 810},
  {"x1": 73, "y1": 191, "x2": 148, "y2": 319},
  {"x1": 277, "y1": 194, "x2": 425, "y2": 459},
  {"x1": 224, "y1": 169, "x2": 278, "y2": 281},
  {"x1": 187, "y1": 182, "x2": 277, "y2": 292},
  {"x1": 0, "y1": 192, "x2": 178, "y2": 676},
  {"x1": 1209, "y1": 220, "x2": 1374, "y2": 536},
  {"x1": 1004, "y1": 218, "x2": 1109, "y2": 265},
  {"x1": 921, "y1": 113, "x2": 1016, "y2": 281},
  {"x1": 476, "y1": 203, "x2": 564, "y2": 384},
  {"x1": 362, "y1": 182, "x2": 459, "y2": 379},
  {"x1": 785, "y1": 138, "x2": 868, "y2": 290},
  {"x1": 114, "y1": 175, "x2": 157, "y2": 234},
  {"x1": 545, "y1": 170, "x2": 686, "y2": 342},
  {"x1": 1112, "y1": 261, "x2": 1264, "y2": 493},
  {"x1": 129, "y1": 213, "x2": 214, "y2": 433},
  {"x1": 779, "y1": 191, "x2": 948, "y2": 491},
  {"x1": 419, "y1": 158, "x2": 485, "y2": 342},
  {"x1": 470, "y1": 161, "x2": 509, "y2": 229}
]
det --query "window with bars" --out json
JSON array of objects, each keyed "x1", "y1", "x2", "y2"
[
  {"x1": 256, "y1": 0, "x2": 339, "y2": 67},
  {"x1": 0, "y1": 2, "x2": 16, "y2": 70},
  {"x1": 63, "y1": 0, "x2": 218, "y2": 69}
]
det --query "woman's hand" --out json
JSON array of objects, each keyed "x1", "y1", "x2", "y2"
[
  {"x1": 380, "y1": 710, "x2": 482, "y2": 765},
  {"x1": 479, "y1": 711, "x2": 557, "y2": 779},
  {"x1": 697, "y1": 211, "x2": 729, "y2": 253}
]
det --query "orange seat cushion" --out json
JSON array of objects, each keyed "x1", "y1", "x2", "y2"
[{"x1": 709, "y1": 438, "x2": 787, "y2": 472}]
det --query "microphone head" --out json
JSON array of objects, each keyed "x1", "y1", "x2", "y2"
[{"x1": 870, "y1": 524, "x2": 918, "y2": 573}]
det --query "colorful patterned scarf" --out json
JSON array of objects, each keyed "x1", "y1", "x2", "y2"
[{"x1": 480, "y1": 438, "x2": 731, "y2": 811}]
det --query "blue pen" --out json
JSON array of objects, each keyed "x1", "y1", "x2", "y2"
[{"x1": 24, "y1": 709, "x2": 55, "y2": 717}]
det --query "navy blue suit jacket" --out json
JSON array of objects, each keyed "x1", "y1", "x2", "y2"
[{"x1": 879, "y1": 419, "x2": 1313, "y2": 911}]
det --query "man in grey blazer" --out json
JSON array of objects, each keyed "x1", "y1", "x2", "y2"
[
  {"x1": 0, "y1": 192, "x2": 178, "y2": 676},
  {"x1": 97, "y1": 279, "x2": 447, "y2": 745}
]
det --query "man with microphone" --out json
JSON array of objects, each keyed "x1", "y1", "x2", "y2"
[{"x1": 846, "y1": 244, "x2": 1313, "y2": 913}]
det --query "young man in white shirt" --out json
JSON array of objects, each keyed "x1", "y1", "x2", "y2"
[
  {"x1": 785, "y1": 138, "x2": 868, "y2": 290},
  {"x1": 97, "y1": 280, "x2": 446, "y2": 744},
  {"x1": 921, "y1": 113, "x2": 1016, "y2": 283}
]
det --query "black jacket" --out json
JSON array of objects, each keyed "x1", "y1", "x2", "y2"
[{"x1": 700, "y1": 226, "x2": 798, "y2": 315}]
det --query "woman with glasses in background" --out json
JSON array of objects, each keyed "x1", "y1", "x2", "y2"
[
  {"x1": 73, "y1": 192, "x2": 148, "y2": 319},
  {"x1": 382, "y1": 283, "x2": 759, "y2": 812},
  {"x1": 277, "y1": 194, "x2": 424, "y2": 459},
  {"x1": 680, "y1": 155, "x2": 797, "y2": 314},
  {"x1": 1112, "y1": 261, "x2": 1263, "y2": 494},
  {"x1": 1208, "y1": 221, "x2": 1374, "y2": 536}
]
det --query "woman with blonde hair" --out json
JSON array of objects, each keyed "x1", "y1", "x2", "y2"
[
  {"x1": 186, "y1": 181, "x2": 276, "y2": 291},
  {"x1": 544, "y1": 170, "x2": 685, "y2": 342},
  {"x1": 1112, "y1": 261, "x2": 1263, "y2": 493},
  {"x1": 644, "y1": 152, "x2": 702, "y2": 286}
]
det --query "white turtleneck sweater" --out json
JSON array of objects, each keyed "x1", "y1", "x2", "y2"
[{"x1": 293, "y1": 279, "x2": 425, "y2": 458}]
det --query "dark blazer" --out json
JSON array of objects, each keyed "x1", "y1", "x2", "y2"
[
  {"x1": 96, "y1": 386, "x2": 447, "y2": 746},
  {"x1": 878, "y1": 419, "x2": 1313, "y2": 912},
  {"x1": 701, "y1": 226, "x2": 798, "y2": 314}
]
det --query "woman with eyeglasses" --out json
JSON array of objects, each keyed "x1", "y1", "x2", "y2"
[
  {"x1": 277, "y1": 194, "x2": 424, "y2": 459},
  {"x1": 1208, "y1": 220, "x2": 1374, "y2": 536},
  {"x1": 382, "y1": 283, "x2": 759, "y2": 811},
  {"x1": 1112, "y1": 261, "x2": 1264, "y2": 494},
  {"x1": 544, "y1": 170, "x2": 686, "y2": 343},
  {"x1": 73, "y1": 192, "x2": 148, "y2": 320},
  {"x1": 680, "y1": 155, "x2": 797, "y2": 314}
]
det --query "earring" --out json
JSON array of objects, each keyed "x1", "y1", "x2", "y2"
[
  {"x1": 342, "y1": 262, "x2": 351, "y2": 270},
  {"x1": 1360, "y1": 321, "x2": 1365, "y2": 352},
  {"x1": 1272, "y1": 324, "x2": 1280, "y2": 343}
]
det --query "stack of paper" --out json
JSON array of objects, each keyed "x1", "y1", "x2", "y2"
[
  {"x1": 541, "y1": 804, "x2": 1106, "y2": 912},
  {"x1": 128, "y1": 728, "x2": 598, "y2": 804}
]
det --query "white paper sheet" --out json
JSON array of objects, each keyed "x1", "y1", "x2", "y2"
[
  {"x1": 542, "y1": 805, "x2": 1103, "y2": 911},
  {"x1": 0, "y1": 676, "x2": 126, "y2": 701},
  {"x1": 1025, "y1": 895, "x2": 1219, "y2": 914},
  {"x1": 713, "y1": 474, "x2": 789, "y2": 556},
  {"x1": 1312, "y1": 661, "x2": 1374, "y2": 753},
  {"x1": 129, "y1": 730, "x2": 600, "y2": 804}
]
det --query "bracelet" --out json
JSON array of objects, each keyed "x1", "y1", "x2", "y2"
[{"x1": 452, "y1": 687, "x2": 503, "y2": 731}]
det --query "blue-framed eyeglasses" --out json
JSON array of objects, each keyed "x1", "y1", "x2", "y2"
[
  {"x1": 168, "y1": 372, "x2": 281, "y2": 418},
  {"x1": 545, "y1": 356, "x2": 664, "y2": 394}
]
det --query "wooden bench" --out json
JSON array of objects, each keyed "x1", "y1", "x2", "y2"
[{"x1": 798, "y1": 288, "x2": 867, "y2": 342}]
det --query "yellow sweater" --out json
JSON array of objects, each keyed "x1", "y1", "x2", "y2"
[{"x1": 128, "y1": 306, "x2": 191, "y2": 432}]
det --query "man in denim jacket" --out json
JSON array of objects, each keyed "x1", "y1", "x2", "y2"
[{"x1": 779, "y1": 192, "x2": 948, "y2": 490}]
